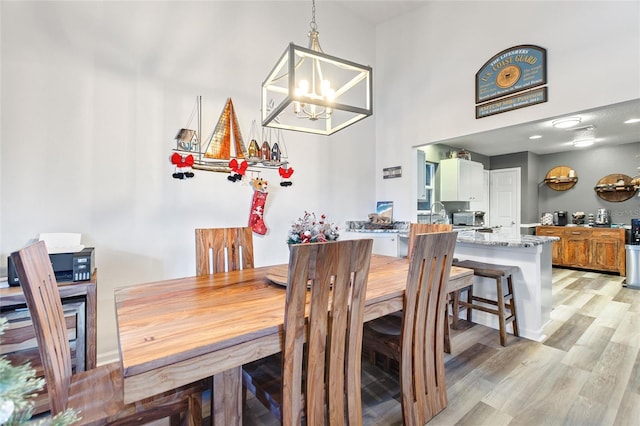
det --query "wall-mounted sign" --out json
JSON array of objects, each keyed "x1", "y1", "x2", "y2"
[
  {"x1": 476, "y1": 87, "x2": 548, "y2": 118},
  {"x1": 383, "y1": 166, "x2": 402, "y2": 179},
  {"x1": 476, "y1": 45, "x2": 547, "y2": 104}
]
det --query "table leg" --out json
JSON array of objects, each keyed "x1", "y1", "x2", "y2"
[
  {"x1": 444, "y1": 305, "x2": 451, "y2": 354},
  {"x1": 452, "y1": 290, "x2": 460, "y2": 329},
  {"x1": 212, "y1": 367, "x2": 242, "y2": 425}
]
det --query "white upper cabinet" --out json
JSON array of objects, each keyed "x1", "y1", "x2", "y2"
[
  {"x1": 417, "y1": 150, "x2": 427, "y2": 201},
  {"x1": 470, "y1": 169, "x2": 490, "y2": 214},
  {"x1": 439, "y1": 158, "x2": 485, "y2": 202}
]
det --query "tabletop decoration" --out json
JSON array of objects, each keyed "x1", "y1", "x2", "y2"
[{"x1": 287, "y1": 211, "x2": 339, "y2": 244}]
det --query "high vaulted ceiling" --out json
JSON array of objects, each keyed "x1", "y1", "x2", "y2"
[{"x1": 331, "y1": 1, "x2": 640, "y2": 156}]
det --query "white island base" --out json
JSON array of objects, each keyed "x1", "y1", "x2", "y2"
[{"x1": 454, "y1": 232, "x2": 556, "y2": 342}]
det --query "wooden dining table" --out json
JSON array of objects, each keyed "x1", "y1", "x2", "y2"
[{"x1": 114, "y1": 254, "x2": 473, "y2": 424}]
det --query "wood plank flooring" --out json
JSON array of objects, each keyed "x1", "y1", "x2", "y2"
[{"x1": 243, "y1": 268, "x2": 640, "y2": 425}]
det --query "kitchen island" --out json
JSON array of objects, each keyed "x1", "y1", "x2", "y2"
[
  {"x1": 454, "y1": 229, "x2": 559, "y2": 341},
  {"x1": 345, "y1": 225, "x2": 558, "y2": 341},
  {"x1": 344, "y1": 221, "x2": 410, "y2": 257}
]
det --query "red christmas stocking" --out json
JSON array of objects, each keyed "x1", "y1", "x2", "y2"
[{"x1": 249, "y1": 191, "x2": 268, "y2": 235}]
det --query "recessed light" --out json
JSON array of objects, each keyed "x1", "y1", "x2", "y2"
[
  {"x1": 624, "y1": 118, "x2": 640, "y2": 124},
  {"x1": 529, "y1": 135, "x2": 542, "y2": 140},
  {"x1": 552, "y1": 116, "x2": 582, "y2": 129},
  {"x1": 573, "y1": 138, "x2": 595, "y2": 148}
]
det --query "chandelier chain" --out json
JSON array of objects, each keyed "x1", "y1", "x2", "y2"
[{"x1": 310, "y1": 0, "x2": 317, "y2": 31}]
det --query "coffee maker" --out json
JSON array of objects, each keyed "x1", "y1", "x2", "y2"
[
  {"x1": 553, "y1": 211, "x2": 568, "y2": 226},
  {"x1": 594, "y1": 208, "x2": 611, "y2": 227},
  {"x1": 631, "y1": 218, "x2": 640, "y2": 245}
]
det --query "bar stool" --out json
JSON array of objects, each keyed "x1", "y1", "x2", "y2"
[{"x1": 452, "y1": 259, "x2": 519, "y2": 346}]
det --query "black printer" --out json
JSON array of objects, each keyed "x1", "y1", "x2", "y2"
[{"x1": 7, "y1": 247, "x2": 95, "y2": 286}]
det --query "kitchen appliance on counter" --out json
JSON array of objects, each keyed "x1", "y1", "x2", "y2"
[
  {"x1": 625, "y1": 219, "x2": 640, "y2": 289},
  {"x1": 631, "y1": 218, "x2": 640, "y2": 245},
  {"x1": 572, "y1": 211, "x2": 586, "y2": 225},
  {"x1": 452, "y1": 211, "x2": 485, "y2": 226},
  {"x1": 553, "y1": 211, "x2": 568, "y2": 226},
  {"x1": 594, "y1": 208, "x2": 611, "y2": 227}
]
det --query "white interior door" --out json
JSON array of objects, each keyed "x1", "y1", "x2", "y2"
[{"x1": 489, "y1": 168, "x2": 521, "y2": 233}]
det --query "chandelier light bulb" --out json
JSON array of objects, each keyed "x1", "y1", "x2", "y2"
[
  {"x1": 298, "y1": 80, "x2": 309, "y2": 95},
  {"x1": 321, "y1": 80, "x2": 331, "y2": 95}
]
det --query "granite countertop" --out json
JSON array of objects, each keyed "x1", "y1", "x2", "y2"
[
  {"x1": 456, "y1": 229, "x2": 559, "y2": 248},
  {"x1": 346, "y1": 228, "x2": 403, "y2": 233},
  {"x1": 345, "y1": 220, "x2": 410, "y2": 233},
  {"x1": 345, "y1": 225, "x2": 559, "y2": 248}
]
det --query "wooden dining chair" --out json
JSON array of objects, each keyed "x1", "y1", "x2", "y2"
[
  {"x1": 11, "y1": 241, "x2": 206, "y2": 426},
  {"x1": 363, "y1": 231, "x2": 457, "y2": 425},
  {"x1": 363, "y1": 222, "x2": 455, "y2": 369},
  {"x1": 195, "y1": 227, "x2": 254, "y2": 274},
  {"x1": 242, "y1": 238, "x2": 374, "y2": 426},
  {"x1": 407, "y1": 223, "x2": 453, "y2": 259}
]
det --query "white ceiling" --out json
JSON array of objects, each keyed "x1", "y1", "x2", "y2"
[
  {"x1": 331, "y1": 0, "x2": 426, "y2": 25},
  {"x1": 331, "y1": 1, "x2": 640, "y2": 157},
  {"x1": 428, "y1": 99, "x2": 640, "y2": 156}
]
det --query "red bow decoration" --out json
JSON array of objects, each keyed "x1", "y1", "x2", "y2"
[
  {"x1": 278, "y1": 166, "x2": 294, "y2": 179},
  {"x1": 171, "y1": 153, "x2": 194, "y2": 168},
  {"x1": 229, "y1": 158, "x2": 248, "y2": 175}
]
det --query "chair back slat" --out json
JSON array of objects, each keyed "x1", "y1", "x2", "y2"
[
  {"x1": 281, "y1": 239, "x2": 373, "y2": 426},
  {"x1": 195, "y1": 227, "x2": 254, "y2": 274},
  {"x1": 11, "y1": 241, "x2": 72, "y2": 414},
  {"x1": 407, "y1": 223, "x2": 453, "y2": 259},
  {"x1": 400, "y1": 231, "x2": 457, "y2": 425}
]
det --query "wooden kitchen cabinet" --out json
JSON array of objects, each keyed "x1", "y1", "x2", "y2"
[
  {"x1": 536, "y1": 226, "x2": 564, "y2": 264},
  {"x1": 591, "y1": 230, "x2": 626, "y2": 273},
  {"x1": 564, "y1": 228, "x2": 591, "y2": 268},
  {"x1": 0, "y1": 273, "x2": 97, "y2": 415},
  {"x1": 536, "y1": 227, "x2": 625, "y2": 275},
  {"x1": 439, "y1": 158, "x2": 484, "y2": 203}
]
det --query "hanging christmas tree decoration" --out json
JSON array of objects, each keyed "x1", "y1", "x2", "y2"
[{"x1": 248, "y1": 177, "x2": 269, "y2": 235}]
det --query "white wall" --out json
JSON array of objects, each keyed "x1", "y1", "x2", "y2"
[
  {"x1": 374, "y1": 0, "x2": 640, "y2": 222},
  {"x1": 0, "y1": 1, "x2": 376, "y2": 359}
]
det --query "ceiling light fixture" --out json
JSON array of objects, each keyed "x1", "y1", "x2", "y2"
[
  {"x1": 573, "y1": 138, "x2": 595, "y2": 148},
  {"x1": 624, "y1": 118, "x2": 640, "y2": 124},
  {"x1": 261, "y1": 0, "x2": 372, "y2": 135},
  {"x1": 529, "y1": 135, "x2": 542, "y2": 140},
  {"x1": 552, "y1": 116, "x2": 582, "y2": 129}
]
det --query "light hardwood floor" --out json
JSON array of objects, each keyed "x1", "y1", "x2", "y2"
[{"x1": 244, "y1": 267, "x2": 640, "y2": 425}]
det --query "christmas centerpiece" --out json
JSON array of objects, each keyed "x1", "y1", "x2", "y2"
[{"x1": 287, "y1": 211, "x2": 339, "y2": 244}]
